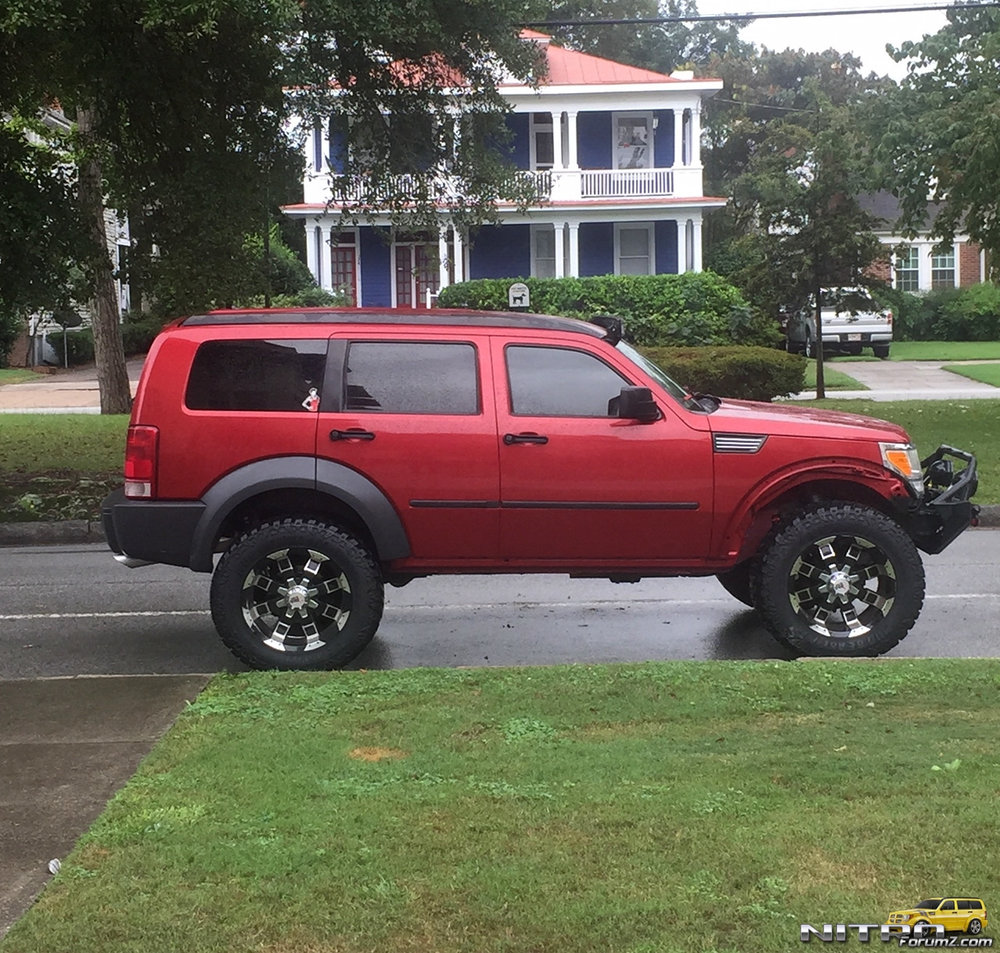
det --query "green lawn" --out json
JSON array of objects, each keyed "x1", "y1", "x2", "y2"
[
  {"x1": 944, "y1": 363, "x2": 1000, "y2": 387},
  {"x1": 0, "y1": 368, "x2": 42, "y2": 385},
  {"x1": 837, "y1": 341, "x2": 1000, "y2": 361},
  {"x1": 4, "y1": 662, "x2": 998, "y2": 953},
  {"x1": 804, "y1": 360, "x2": 867, "y2": 390},
  {"x1": 0, "y1": 415, "x2": 128, "y2": 522}
]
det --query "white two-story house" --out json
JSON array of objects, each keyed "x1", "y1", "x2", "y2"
[{"x1": 283, "y1": 31, "x2": 725, "y2": 307}]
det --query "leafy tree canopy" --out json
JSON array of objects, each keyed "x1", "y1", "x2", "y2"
[{"x1": 875, "y1": 1, "x2": 1000, "y2": 263}]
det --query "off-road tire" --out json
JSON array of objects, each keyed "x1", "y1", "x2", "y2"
[
  {"x1": 755, "y1": 503, "x2": 925, "y2": 657},
  {"x1": 210, "y1": 519, "x2": 384, "y2": 670}
]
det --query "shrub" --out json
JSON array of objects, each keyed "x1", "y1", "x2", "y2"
[
  {"x1": 639, "y1": 345, "x2": 807, "y2": 402},
  {"x1": 121, "y1": 311, "x2": 165, "y2": 355},
  {"x1": 437, "y1": 273, "x2": 780, "y2": 347},
  {"x1": 47, "y1": 327, "x2": 95, "y2": 365},
  {"x1": 875, "y1": 284, "x2": 1000, "y2": 341},
  {"x1": 0, "y1": 312, "x2": 21, "y2": 368}
]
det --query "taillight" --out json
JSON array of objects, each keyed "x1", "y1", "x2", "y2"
[{"x1": 124, "y1": 425, "x2": 158, "y2": 499}]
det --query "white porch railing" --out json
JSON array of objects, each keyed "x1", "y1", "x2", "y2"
[{"x1": 579, "y1": 168, "x2": 674, "y2": 198}]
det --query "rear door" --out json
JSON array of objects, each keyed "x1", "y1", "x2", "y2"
[
  {"x1": 317, "y1": 331, "x2": 500, "y2": 561},
  {"x1": 492, "y1": 336, "x2": 714, "y2": 563}
]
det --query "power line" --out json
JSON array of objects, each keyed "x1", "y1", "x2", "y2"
[{"x1": 524, "y1": 2, "x2": 1000, "y2": 28}]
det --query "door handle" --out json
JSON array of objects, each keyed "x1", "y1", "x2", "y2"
[
  {"x1": 329, "y1": 428, "x2": 376, "y2": 442},
  {"x1": 503, "y1": 432, "x2": 548, "y2": 445}
]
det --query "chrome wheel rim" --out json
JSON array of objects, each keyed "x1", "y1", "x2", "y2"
[
  {"x1": 787, "y1": 533, "x2": 896, "y2": 639},
  {"x1": 241, "y1": 547, "x2": 352, "y2": 653}
]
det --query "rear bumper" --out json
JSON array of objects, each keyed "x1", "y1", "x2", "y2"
[
  {"x1": 900, "y1": 445, "x2": 979, "y2": 555},
  {"x1": 102, "y1": 487, "x2": 206, "y2": 569}
]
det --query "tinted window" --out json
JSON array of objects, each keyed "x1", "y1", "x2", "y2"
[
  {"x1": 344, "y1": 342, "x2": 478, "y2": 414},
  {"x1": 958, "y1": 901, "x2": 971, "y2": 911},
  {"x1": 186, "y1": 339, "x2": 326, "y2": 411},
  {"x1": 941, "y1": 901, "x2": 955, "y2": 911},
  {"x1": 506, "y1": 345, "x2": 629, "y2": 417}
]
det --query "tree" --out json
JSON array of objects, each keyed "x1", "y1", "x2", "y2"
[
  {"x1": 540, "y1": 0, "x2": 750, "y2": 74},
  {"x1": 720, "y1": 94, "x2": 883, "y2": 397},
  {"x1": 874, "y1": 2, "x2": 1000, "y2": 267},
  {"x1": 1, "y1": 0, "x2": 545, "y2": 410}
]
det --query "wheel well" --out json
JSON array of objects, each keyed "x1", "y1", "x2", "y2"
[
  {"x1": 216, "y1": 489, "x2": 379, "y2": 559},
  {"x1": 735, "y1": 479, "x2": 897, "y2": 563}
]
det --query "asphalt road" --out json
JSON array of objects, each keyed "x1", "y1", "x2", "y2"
[{"x1": 2, "y1": 531, "x2": 998, "y2": 677}]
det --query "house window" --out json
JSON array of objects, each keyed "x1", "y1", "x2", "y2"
[
  {"x1": 312, "y1": 123, "x2": 324, "y2": 171},
  {"x1": 531, "y1": 226, "x2": 556, "y2": 278},
  {"x1": 394, "y1": 241, "x2": 439, "y2": 308},
  {"x1": 530, "y1": 113, "x2": 555, "y2": 171},
  {"x1": 894, "y1": 245, "x2": 920, "y2": 292},
  {"x1": 615, "y1": 224, "x2": 654, "y2": 275},
  {"x1": 614, "y1": 113, "x2": 652, "y2": 170},
  {"x1": 330, "y1": 238, "x2": 357, "y2": 305},
  {"x1": 931, "y1": 247, "x2": 956, "y2": 288}
]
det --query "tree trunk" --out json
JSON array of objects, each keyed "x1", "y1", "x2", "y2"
[{"x1": 76, "y1": 105, "x2": 132, "y2": 415}]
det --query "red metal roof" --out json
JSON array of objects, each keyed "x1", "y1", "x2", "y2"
[{"x1": 518, "y1": 30, "x2": 689, "y2": 86}]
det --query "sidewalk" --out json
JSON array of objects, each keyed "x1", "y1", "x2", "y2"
[
  {"x1": 0, "y1": 359, "x2": 144, "y2": 413},
  {"x1": 0, "y1": 675, "x2": 210, "y2": 938}
]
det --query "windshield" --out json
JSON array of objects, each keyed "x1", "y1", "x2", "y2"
[{"x1": 615, "y1": 340, "x2": 691, "y2": 405}]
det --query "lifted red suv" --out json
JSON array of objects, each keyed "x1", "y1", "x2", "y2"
[{"x1": 103, "y1": 308, "x2": 978, "y2": 670}]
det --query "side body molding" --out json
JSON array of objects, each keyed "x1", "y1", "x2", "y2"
[{"x1": 188, "y1": 456, "x2": 410, "y2": 571}]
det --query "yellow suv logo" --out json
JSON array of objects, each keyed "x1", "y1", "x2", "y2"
[{"x1": 887, "y1": 898, "x2": 988, "y2": 935}]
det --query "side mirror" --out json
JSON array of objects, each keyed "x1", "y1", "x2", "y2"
[{"x1": 609, "y1": 386, "x2": 659, "y2": 423}]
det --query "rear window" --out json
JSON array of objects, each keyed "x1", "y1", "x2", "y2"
[{"x1": 185, "y1": 339, "x2": 326, "y2": 411}]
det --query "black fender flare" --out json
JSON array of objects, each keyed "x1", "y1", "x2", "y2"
[{"x1": 188, "y1": 456, "x2": 410, "y2": 571}]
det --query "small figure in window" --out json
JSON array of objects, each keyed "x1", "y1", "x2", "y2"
[{"x1": 301, "y1": 387, "x2": 320, "y2": 412}]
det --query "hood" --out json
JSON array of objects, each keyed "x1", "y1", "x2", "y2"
[{"x1": 708, "y1": 399, "x2": 910, "y2": 443}]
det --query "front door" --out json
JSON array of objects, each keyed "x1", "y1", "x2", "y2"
[{"x1": 492, "y1": 339, "x2": 713, "y2": 563}]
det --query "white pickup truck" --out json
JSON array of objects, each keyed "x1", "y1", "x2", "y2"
[{"x1": 785, "y1": 287, "x2": 893, "y2": 359}]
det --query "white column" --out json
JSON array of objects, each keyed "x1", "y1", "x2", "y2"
[
  {"x1": 454, "y1": 228, "x2": 466, "y2": 283},
  {"x1": 319, "y1": 223, "x2": 333, "y2": 290},
  {"x1": 692, "y1": 217, "x2": 703, "y2": 272},
  {"x1": 438, "y1": 227, "x2": 450, "y2": 295},
  {"x1": 305, "y1": 223, "x2": 320, "y2": 286},
  {"x1": 691, "y1": 103, "x2": 702, "y2": 167},
  {"x1": 674, "y1": 109, "x2": 684, "y2": 168},
  {"x1": 567, "y1": 222, "x2": 580, "y2": 277},
  {"x1": 553, "y1": 222, "x2": 566, "y2": 278},
  {"x1": 566, "y1": 111, "x2": 579, "y2": 170}
]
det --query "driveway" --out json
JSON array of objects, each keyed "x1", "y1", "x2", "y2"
[{"x1": 797, "y1": 358, "x2": 1000, "y2": 400}]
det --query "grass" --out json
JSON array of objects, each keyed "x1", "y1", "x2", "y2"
[
  {"x1": 803, "y1": 360, "x2": 867, "y2": 390},
  {"x1": 4, "y1": 661, "x2": 999, "y2": 953},
  {"x1": 0, "y1": 368, "x2": 41, "y2": 385},
  {"x1": 1, "y1": 397, "x2": 997, "y2": 522},
  {"x1": 0, "y1": 415, "x2": 128, "y2": 522},
  {"x1": 944, "y1": 363, "x2": 1000, "y2": 387},
  {"x1": 847, "y1": 341, "x2": 1000, "y2": 361}
]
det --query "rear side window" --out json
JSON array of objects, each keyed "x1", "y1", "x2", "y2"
[
  {"x1": 344, "y1": 342, "x2": 479, "y2": 414},
  {"x1": 185, "y1": 339, "x2": 326, "y2": 411}
]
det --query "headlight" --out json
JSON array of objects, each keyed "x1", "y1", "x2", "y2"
[{"x1": 880, "y1": 442, "x2": 925, "y2": 497}]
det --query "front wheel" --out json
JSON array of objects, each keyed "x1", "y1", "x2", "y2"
[
  {"x1": 210, "y1": 519, "x2": 384, "y2": 670},
  {"x1": 755, "y1": 504, "x2": 925, "y2": 657}
]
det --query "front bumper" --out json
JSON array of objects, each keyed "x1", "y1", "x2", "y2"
[{"x1": 901, "y1": 445, "x2": 979, "y2": 555}]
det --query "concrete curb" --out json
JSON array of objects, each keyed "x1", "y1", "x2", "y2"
[{"x1": 1, "y1": 507, "x2": 997, "y2": 548}]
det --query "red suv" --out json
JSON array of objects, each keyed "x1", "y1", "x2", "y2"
[{"x1": 102, "y1": 308, "x2": 978, "y2": 670}]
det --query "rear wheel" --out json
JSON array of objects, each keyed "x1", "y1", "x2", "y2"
[
  {"x1": 210, "y1": 519, "x2": 384, "y2": 670},
  {"x1": 968, "y1": 918, "x2": 983, "y2": 936},
  {"x1": 755, "y1": 504, "x2": 925, "y2": 657},
  {"x1": 873, "y1": 344, "x2": 890, "y2": 359}
]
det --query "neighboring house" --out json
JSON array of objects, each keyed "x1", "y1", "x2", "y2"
[
  {"x1": 282, "y1": 31, "x2": 725, "y2": 307},
  {"x1": 860, "y1": 191, "x2": 988, "y2": 293}
]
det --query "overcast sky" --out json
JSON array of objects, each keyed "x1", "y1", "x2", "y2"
[{"x1": 694, "y1": 1, "x2": 948, "y2": 78}]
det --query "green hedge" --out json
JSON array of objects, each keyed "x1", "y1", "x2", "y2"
[
  {"x1": 437, "y1": 273, "x2": 781, "y2": 348},
  {"x1": 876, "y1": 283, "x2": 1000, "y2": 341},
  {"x1": 640, "y1": 345, "x2": 807, "y2": 402}
]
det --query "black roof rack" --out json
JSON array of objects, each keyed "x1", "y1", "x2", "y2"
[{"x1": 180, "y1": 308, "x2": 605, "y2": 337}]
